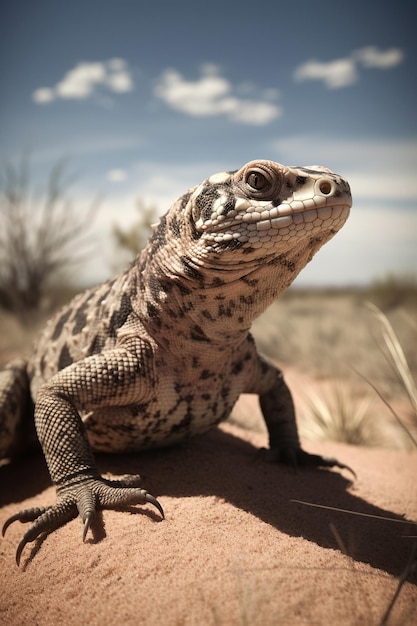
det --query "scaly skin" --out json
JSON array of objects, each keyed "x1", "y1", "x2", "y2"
[{"x1": 0, "y1": 160, "x2": 353, "y2": 565}]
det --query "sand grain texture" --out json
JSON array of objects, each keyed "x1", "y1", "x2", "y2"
[{"x1": 1, "y1": 421, "x2": 416, "y2": 626}]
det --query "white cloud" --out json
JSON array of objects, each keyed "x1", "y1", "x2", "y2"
[
  {"x1": 154, "y1": 65, "x2": 281, "y2": 125},
  {"x1": 155, "y1": 68, "x2": 230, "y2": 116},
  {"x1": 106, "y1": 71, "x2": 133, "y2": 93},
  {"x1": 107, "y1": 169, "x2": 128, "y2": 183},
  {"x1": 294, "y1": 58, "x2": 358, "y2": 89},
  {"x1": 32, "y1": 58, "x2": 134, "y2": 104},
  {"x1": 56, "y1": 62, "x2": 106, "y2": 99},
  {"x1": 32, "y1": 87, "x2": 56, "y2": 104},
  {"x1": 354, "y1": 46, "x2": 405, "y2": 69},
  {"x1": 294, "y1": 46, "x2": 404, "y2": 89}
]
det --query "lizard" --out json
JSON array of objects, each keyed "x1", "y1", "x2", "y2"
[{"x1": 0, "y1": 159, "x2": 352, "y2": 565}]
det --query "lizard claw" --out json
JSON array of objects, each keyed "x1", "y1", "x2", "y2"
[
  {"x1": 312, "y1": 454, "x2": 357, "y2": 480},
  {"x1": 3, "y1": 508, "x2": 53, "y2": 565},
  {"x1": 2, "y1": 507, "x2": 49, "y2": 538},
  {"x1": 261, "y1": 446, "x2": 356, "y2": 480},
  {"x1": 6, "y1": 504, "x2": 76, "y2": 566},
  {"x1": 4, "y1": 476, "x2": 164, "y2": 565},
  {"x1": 145, "y1": 493, "x2": 165, "y2": 519},
  {"x1": 82, "y1": 511, "x2": 94, "y2": 541}
]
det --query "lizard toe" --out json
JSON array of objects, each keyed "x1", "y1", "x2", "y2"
[
  {"x1": 93, "y1": 476, "x2": 164, "y2": 519},
  {"x1": 291, "y1": 450, "x2": 356, "y2": 479},
  {"x1": 2, "y1": 507, "x2": 50, "y2": 537},
  {"x1": 9, "y1": 502, "x2": 78, "y2": 566},
  {"x1": 262, "y1": 446, "x2": 356, "y2": 479},
  {"x1": 75, "y1": 476, "x2": 165, "y2": 541},
  {"x1": 311, "y1": 454, "x2": 357, "y2": 480}
]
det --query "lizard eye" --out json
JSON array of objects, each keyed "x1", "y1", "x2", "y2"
[
  {"x1": 246, "y1": 171, "x2": 268, "y2": 190},
  {"x1": 243, "y1": 165, "x2": 281, "y2": 198}
]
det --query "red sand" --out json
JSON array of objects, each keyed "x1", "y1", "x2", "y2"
[{"x1": 1, "y1": 421, "x2": 416, "y2": 625}]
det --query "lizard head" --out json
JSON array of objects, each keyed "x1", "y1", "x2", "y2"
[
  {"x1": 146, "y1": 159, "x2": 352, "y2": 299},
  {"x1": 187, "y1": 159, "x2": 352, "y2": 262},
  {"x1": 143, "y1": 160, "x2": 352, "y2": 327}
]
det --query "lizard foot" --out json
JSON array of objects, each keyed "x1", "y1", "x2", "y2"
[
  {"x1": 260, "y1": 446, "x2": 356, "y2": 480},
  {"x1": 2, "y1": 475, "x2": 164, "y2": 566}
]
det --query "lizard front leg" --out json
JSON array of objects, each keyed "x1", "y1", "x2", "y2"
[
  {"x1": 2, "y1": 340, "x2": 163, "y2": 565},
  {"x1": 246, "y1": 353, "x2": 355, "y2": 475}
]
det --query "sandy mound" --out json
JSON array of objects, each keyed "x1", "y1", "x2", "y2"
[{"x1": 1, "y1": 421, "x2": 416, "y2": 625}]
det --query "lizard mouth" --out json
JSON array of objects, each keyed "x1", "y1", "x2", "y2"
[
  {"x1": 200, "y1": 199, "x2": 351, "y2": 248},
  {"x1": 242, "y1": 201, "x2": 350, "y2": 232}
]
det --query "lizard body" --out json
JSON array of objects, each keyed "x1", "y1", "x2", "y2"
[{"x1": 0, "y1": 160, "x2": 352, "y2": 564}]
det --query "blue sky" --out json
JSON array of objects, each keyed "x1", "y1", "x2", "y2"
[{"x1": 2, "y1": 0, "x2": 416, "y2": 286}]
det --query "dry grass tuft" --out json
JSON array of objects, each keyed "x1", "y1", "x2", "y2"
[
  {"x1": 299, "y1": 381, "x2": 377, "y2": 446},
  {"x1": 252, "y1": 287, "x2": 417, "y2": 450},
  {"x1": 357, "y1": 303, "x2": 417, "y2": 449},
  {"x1": 296, "y1": 378, "x2": 413, "y2": 450},
  {"x1": 366, "y1": 303, "x2": 417, "y2": 419}
]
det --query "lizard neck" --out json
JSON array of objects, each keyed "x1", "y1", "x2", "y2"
[{"x1": 132, "y1": 236, "x2": 319, "y2": 352}]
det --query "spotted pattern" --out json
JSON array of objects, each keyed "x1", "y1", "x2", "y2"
[{"x1": 0, "y1": 160, "x2": 353, "y2": 561}]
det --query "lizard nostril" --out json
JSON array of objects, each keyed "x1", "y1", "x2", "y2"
[{"x1": 318, "y1": 179, "x2": 333, "y2": 195}]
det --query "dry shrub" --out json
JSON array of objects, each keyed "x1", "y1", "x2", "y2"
[{"x1": 0, "y1": 155, "x2": 98, "y2": 318}]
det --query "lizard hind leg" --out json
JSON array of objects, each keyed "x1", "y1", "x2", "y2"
[{"x1": 0, "y1": 358, "x2": 36, "y2": 458}]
